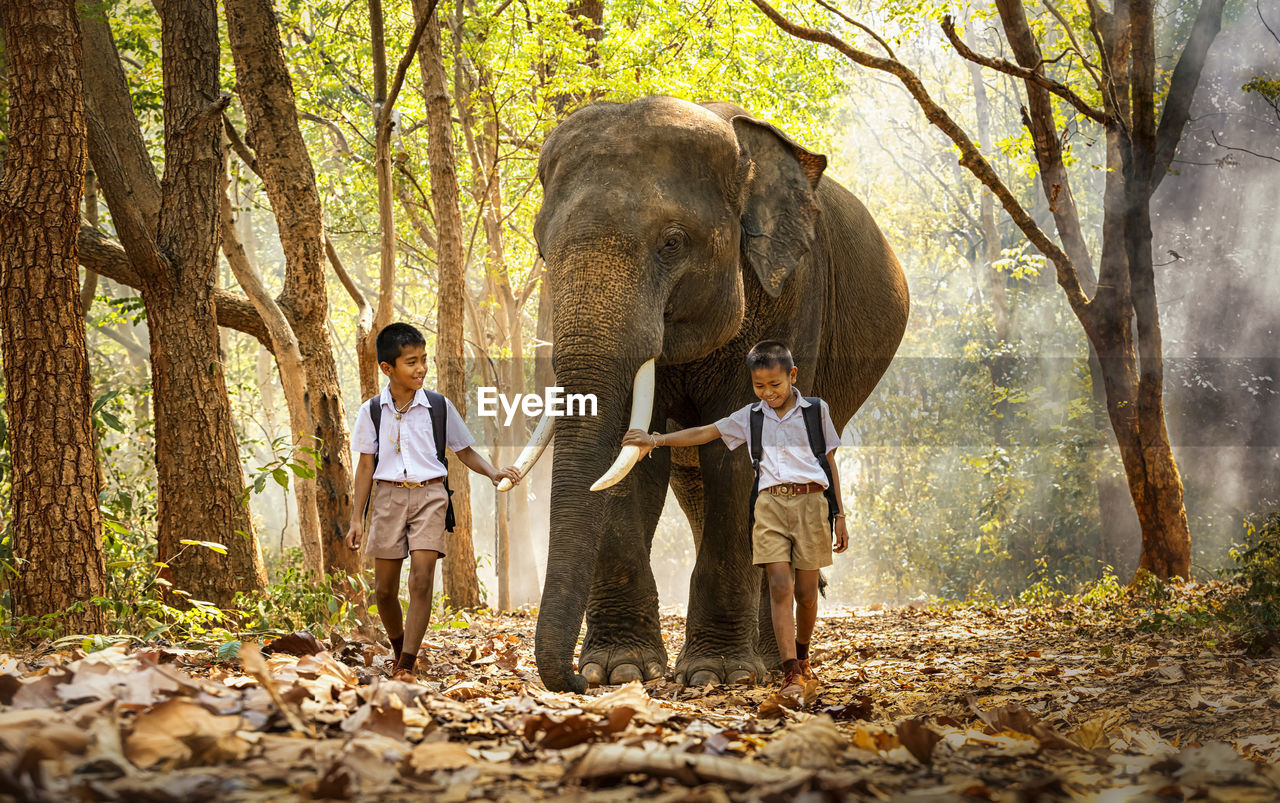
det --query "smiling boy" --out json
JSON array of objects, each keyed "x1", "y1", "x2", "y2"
[
  {"x1": 623, "y1": 340, "x2": 848, "y2": 695},
  {"x1": 346, "y1": 323, "x2": 521, "y2": 681}
]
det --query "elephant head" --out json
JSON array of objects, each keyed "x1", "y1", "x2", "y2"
[{"x1": 521, "y1": 96, "x2": 828, "y2": 692}]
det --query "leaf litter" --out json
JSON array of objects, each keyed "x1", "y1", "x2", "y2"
[{"x1": 3, "y1": 590, "x2": 1280, "y2": 800}]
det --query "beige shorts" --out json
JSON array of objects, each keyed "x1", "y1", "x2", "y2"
[
  {"x1": 752, "y1": 490, "x2": 832, "y2": 570},
  {"x1": 365, "y1": 480, "x2": 448, "y2": 560}
]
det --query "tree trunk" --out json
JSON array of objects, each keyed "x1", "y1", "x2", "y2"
[
  {"x1": 149, "y1": 0, "x2": 266, "y2": 605},
  {"x1": 78, "y1": 4, "x2": 268, "y2": 602},
  {"x1": 221, "y1": 174, "x2": 324, "y2": 578},
  {"x1": 80, "y1": 166, "x2": 99, "y2": 314},
  {"x1": 452, "y1": 48, "x2": 541, "y2": 607},
  {"x1": 0, "y1": 0, "x2": 108, "y2": 632},
  {"x1": 415, "y1": 0, "x2": 480, "y2": 608},
  {"x1": 224, "y1": 0, "x2": 361, "y2": 580}
]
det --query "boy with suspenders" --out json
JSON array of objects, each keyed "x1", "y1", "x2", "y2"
[
  {"x1": 346, "y1": 323, "x2": 521, "y2": 682},
  {"x1": 623, "y1": 340, "x2": 848, "y2": 695}
]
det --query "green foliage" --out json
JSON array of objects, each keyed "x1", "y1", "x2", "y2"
[
  {"x1": 233, "y1": 562, "x2": 368, "y2": 635},
  {"x1": 1216, "y1": 510, "x2": 1280, "y2": 653},
  {"x1": 243, "y1": 437, "x2": 319, "y2": 501}
]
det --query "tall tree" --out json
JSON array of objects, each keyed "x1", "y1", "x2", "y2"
[
  {"x1": 76, "y1": 2, "x2": 267, "y2": 605},
  {"x1": 223, "y1": 0, "x2": 364, "y2": 580},
  {"x1": 753, "y1": 0, "x2": 1226, "y2": 579},
  {"x1": 413, "y1": 0, "x2": 480, "y2": 608},
  {"x1": 0, "y1": 0, "x2": 107, "y2": 632},
  {"x1": 451, "y1": 23, "x2": 542, "y2": 607}
]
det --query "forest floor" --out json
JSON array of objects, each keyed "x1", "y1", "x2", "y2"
[{"x1": 3, "y1": 584, "x2": 1280, "y2": 801}]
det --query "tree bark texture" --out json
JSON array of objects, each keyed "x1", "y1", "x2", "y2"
[
  {"x1": 0, "y1": 0, "x2": 108, "y2": 632},
  {"x1": 149, "y1": 0, "x2": 266, "y2": 604},
  {"x1": 221, "y1": 174, "x2": 324, "y2": 579},
  {"x1": 223, "y1": 0, "x2": 361, "y2": 579},
  {"x1": 415, "y1": 2, "x2": 480, "y2": 608}
]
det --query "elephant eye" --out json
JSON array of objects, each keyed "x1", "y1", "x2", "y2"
[{"x1": 659, "y1": 229, "x2": 687, "y2": 259}]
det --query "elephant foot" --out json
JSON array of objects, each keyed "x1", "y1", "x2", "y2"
[
  {"x1": 674, "y1": 646, "x2": 768, "y2": 687},
  {"x1": 578, "y1": 642, "x2": 668, "y2": 687}
]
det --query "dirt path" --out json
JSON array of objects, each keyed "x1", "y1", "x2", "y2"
[{"x1": 3, "y1": 591, "x2": 1279, "y2": 800}]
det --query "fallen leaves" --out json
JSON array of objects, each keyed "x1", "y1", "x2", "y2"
[
  {"x1": 2, "y1": 591, "x2": 1280, "y2": 799},
  {"x1": 124, "y1": 698, "x2": 248, "y2": 769}
]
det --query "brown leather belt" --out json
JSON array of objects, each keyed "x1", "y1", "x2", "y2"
[
  {"x1": 765, "y1": 482, "x2": 825, "y2": 496},
  {"x1": 378, "y1": 478, "x2": 444, "y2": 488}
]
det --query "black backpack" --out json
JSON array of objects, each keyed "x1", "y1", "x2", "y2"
[
  {"x1": 747, "y1": 397, "x2": 839, "y2": 534},
  {"x1": 366, "y1": 390, "x2": 456, "y2": 532}
]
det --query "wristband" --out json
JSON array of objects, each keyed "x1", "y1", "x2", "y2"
[{"x1": 833, "y1": 512, "x2": 846, "y2": 519}]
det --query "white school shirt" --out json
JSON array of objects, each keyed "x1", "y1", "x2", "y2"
[
  {"x1": 714, "y1": 389, "x2": 842, "y2": 489},
  {"x1": 351, "y1": 387, "x2": 475, "y2": 482}
]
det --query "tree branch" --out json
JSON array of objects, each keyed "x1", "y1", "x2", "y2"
[
  {"x1": 222, "y1": 114, "x2": 260, "y2": 175},
  {"x1": 382, "y1": 0, "x2": 441, "y2": 126},
  {"x1": 77, "y1": 224, "x2": 274, "y2": 350},
  {"x1": 748, "y1": 0, "x2": 1089, "y2": 316},
  {"x1": 1151, "y1": 0, "x2": 1228, "y2": 191},
  {"x1": 325, "y1": 235, "x2": 373, "y2": 334},
  {"x1": 942, "y1": 15, "x2": 1111, "y2": 126}
]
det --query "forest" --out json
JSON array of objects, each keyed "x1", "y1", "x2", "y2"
[{"x1": 1, "y1": 0, "x2": 1279, "y2": 798}]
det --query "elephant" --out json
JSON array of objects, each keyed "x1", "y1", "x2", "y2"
[{"x1": 509, "y1": 96, "x2": 909, "y2": 693}]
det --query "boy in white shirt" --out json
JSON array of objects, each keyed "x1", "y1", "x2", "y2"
[
  {"x1": 346, "y1": 323, "x2": 521, "y2": 681},
  {"x1": 624, "y1": 340, "x2": 848, "y2": 694}
]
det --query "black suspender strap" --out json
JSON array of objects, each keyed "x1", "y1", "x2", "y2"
[
  {"x1": 801, "y1": 397, "x2": 840, "y2": 533},
  {"x1": 363, "y1": 391, "x2": 456, "y2": 532},
  {"x1": 747, "y1": 406, "x2": 765, "y2": 533},
  {"x1": 424, "y1": 391, "x2": 456, "y2": 532}
]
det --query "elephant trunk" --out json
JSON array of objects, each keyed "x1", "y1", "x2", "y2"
[{"x1": 534, "y1": 360, "x2": 636, "y2": 692}]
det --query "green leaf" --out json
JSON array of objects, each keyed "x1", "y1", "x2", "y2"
[
  {"x1": 288, "y1": 463, "x2": 315, "y2": 479},
  {"x1": 179, "y1": 539, "x2": 228, "y2": 555},
  {"x1": 99, "y1": 410, "x2": 125, "y2": 432},
  {"x1": 216, "y1": 640, "x2": 242, "y2": 661},
  {"x1": 271, "y1": 467, "x2": 290, "y2": 488},
  {"x1": 92, "y1": 389, "x2": 120, "y2": 414}
]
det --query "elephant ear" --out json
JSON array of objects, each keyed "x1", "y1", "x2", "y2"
[{"x1": 731, "y1": 115, "x2": 828, "y2": 298}]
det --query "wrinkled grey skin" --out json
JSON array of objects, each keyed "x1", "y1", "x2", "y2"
[{"x1": 533, "y1": 96, "x2": 909, "y2": 693}]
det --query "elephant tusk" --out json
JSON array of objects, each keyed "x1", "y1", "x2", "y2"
[
  {"x1": 497, "y1": 412, "x2": 555, "y2": 492},
  {"x1": 590, "y1": 358, "x2": 655, "y2": 492}
]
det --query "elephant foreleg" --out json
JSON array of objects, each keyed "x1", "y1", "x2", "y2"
[
  {"x1": 675, "y1": 441, "x2": 767, "y2": 686},
  {"x1": 579, "y1": 447, "x2": 670, "y2": 685}
]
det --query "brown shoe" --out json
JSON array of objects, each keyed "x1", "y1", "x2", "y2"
[
  {"x1": 797, "y1": 658, "x2": 817, "y2": 680},
  {"x1": 392, "y1": 668, "x2": 419, "y2": 684},
  {"x1": 780, "y1": 669, "x2": 804, "y2": 697}
]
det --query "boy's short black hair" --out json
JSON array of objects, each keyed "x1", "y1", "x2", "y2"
[
  {"x1": 746, "y1": 340, "x2": 794, "y2": 372},
  {"x1": 376, "y1": 322, "x2": 427, "y2": 366}
]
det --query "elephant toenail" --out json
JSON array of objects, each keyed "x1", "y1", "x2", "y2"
[
  {"x1": 727, "y1": 669, "x2": 755, "y2": 684},
  {"x1": 688, "y1": 669, "x2": 719, "y2": 687},
  {"x1": 580, "y1": 663, "x2": 606, "y2": 685},
  {"x1": 609, "y1": 663, "x2": 643, "y2": 684},
  {"x1": 645, "y1": 661, "x2": 666, "y2": 680}
]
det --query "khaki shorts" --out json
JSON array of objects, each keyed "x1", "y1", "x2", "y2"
[
  {"x1": 752, "y1": 490, "x2": 832, "y2": 570},
  {"x1": 365, "y1": 480, "x2": 448, "y2": 560}
]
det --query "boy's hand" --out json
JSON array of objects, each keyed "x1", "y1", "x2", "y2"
[
  {"x1": 833, "y1": 518, "x2": 849, "y2": 554},
  {"x1": 345, "y1": 522, "x2": 363, "y2": 551},
  {"x1": 493, "y1": 465, "x2": 522, "y2": 488},
  {"x1": 622, "y1": 428, "x2": 657, "y2": 457}
]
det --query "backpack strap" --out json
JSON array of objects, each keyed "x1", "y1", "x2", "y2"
[
  {"x1": 425, "y1": 391, "x2": 456, "y2": 532},
  {"x1": 360, "y1": 396, "x2": 382, "y2": 521},
  {"x1": 801, "y1": 397, "x2": 839, "y2": 533},
  {"x1": 747, "y1": 406, "x2": 765, "y2": 533},
  {"x1": 365, "y1": 396, "x2": 383, "y2": 469}
]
